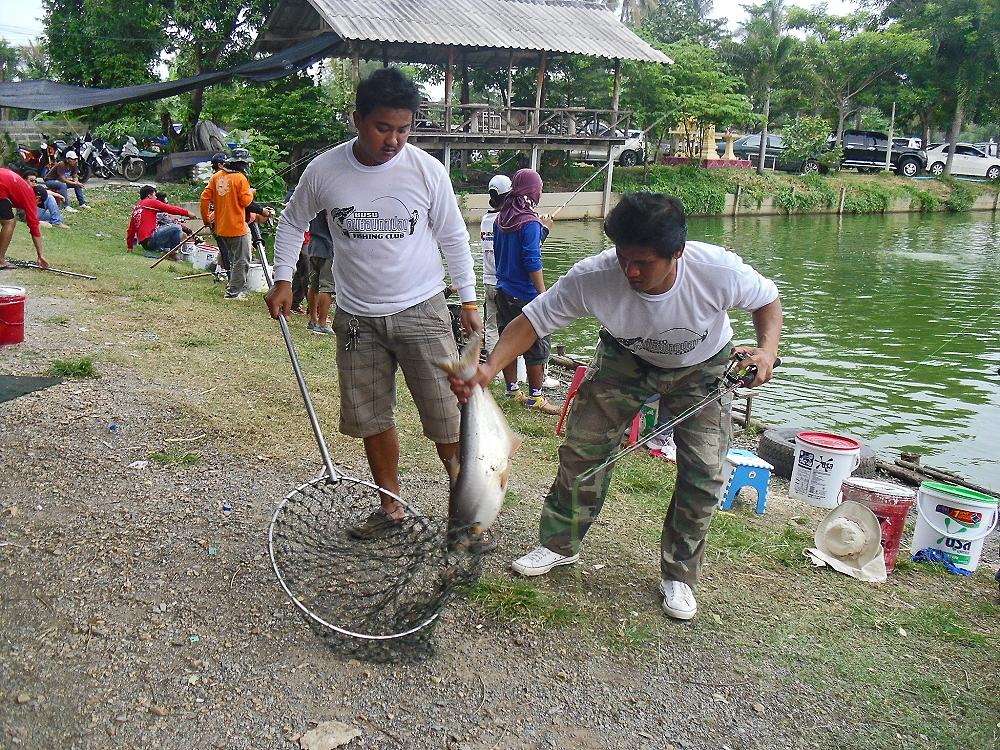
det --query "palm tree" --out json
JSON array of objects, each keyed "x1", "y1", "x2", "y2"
[
  {"x1": 620, "y1": 0, "x2": 659, "y2": 26},
  {"x1": 733, "y1": 0, "x2": 795, "y2": 175}
]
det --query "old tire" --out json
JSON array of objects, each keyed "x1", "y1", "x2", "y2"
[
  {"x1": 987, "y1": 165, "x2": 1000, "y2": 181},
  {"x1": 757, "y1": 427, "x2": 878, "y2": 480}
]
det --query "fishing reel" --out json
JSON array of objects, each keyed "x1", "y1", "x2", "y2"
[{"x1": 723, "y1": 350, "x2": 782, "y2": 389}]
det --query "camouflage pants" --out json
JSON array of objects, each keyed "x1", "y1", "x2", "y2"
[{"x1": 539, "y1": 332, "x2": 732, "y2": 587}]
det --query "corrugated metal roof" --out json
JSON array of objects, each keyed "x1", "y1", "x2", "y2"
[{"x1": 263, "y1": 0, "x2": 671, "y2": 64}]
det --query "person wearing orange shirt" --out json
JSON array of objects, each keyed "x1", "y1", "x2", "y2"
[{"x1": 200, "y1": 149, "x2": 255, "y2": 300}]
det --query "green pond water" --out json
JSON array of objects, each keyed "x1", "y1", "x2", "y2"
[{"x1": 471, "y1": 211, "x2": 1000, "y2": 490}]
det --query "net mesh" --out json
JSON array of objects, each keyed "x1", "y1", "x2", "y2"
[{"x1": 269, "y1": 476, "x2": 482, "y2": 662}]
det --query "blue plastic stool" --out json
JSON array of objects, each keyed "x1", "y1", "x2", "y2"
[{"x1": 719, "y1": 448, "x2": 773, "y2": 514}]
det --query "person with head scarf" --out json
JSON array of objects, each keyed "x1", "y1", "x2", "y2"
[{"x1": 492, "y1": 168, "x2": 560, "y2": 415}]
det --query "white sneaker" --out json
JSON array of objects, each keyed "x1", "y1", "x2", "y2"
[
  {"x1": 511, "y1": 546, "x2": 580, "y2": 576},
  {"x1": 78, "y1": 204, "x2": 92, "y2": 210},
  {"x1": 64, "y1": 206, "x2": 79, "y2": 213},
  {"x1": 542, "y1": 375, "x2": 560, "y2": 388},
  {"x1": 660, "y1": 579, "x2": 697, "y2": 620}
]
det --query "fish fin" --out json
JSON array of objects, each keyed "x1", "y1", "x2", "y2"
[
  {"x1": 444, "y1": 455, "x2": 460, "y2": 487},
  {"x1": 499, "y1": 465, "x2": 510, "y2": 492},
  {"x1": 434, "y1": 330, "x2": 482, "y2": 379},
  {"x1": 508, "y1": 427, "x2": 523, "y2": 457}
]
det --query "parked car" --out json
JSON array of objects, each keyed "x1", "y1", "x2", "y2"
[
  {"x1": 569, "y1": 119, "x2": 646, "y2": 166},
  {"x1": 834, "y1": 130, "x2": 926, "y2": 177},
  {"x1": 730, "y1": 133, "x2": 816, "y2": 173},
  {"x1": 925, "y1": 143, "x2": 1000, "y2": 179},
  {"x1": 892, "y1": 136, "x2": 922, "y2": 149}
]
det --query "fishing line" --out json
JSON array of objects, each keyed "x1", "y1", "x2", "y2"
[{"x1": 896, "y1": 297, "x2": 999, "y2": 381}]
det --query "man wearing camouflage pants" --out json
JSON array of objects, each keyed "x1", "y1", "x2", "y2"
[{"x1": 448, "y1": 193, "x2": 782, "y2": 620}]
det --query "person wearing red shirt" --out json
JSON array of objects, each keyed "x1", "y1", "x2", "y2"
[
  {"x1": 0, "y1": 167, "x2": 49, "y2": 270},
  {"x1": 126, "y1": 185, "x2": 196, "y2": 253}
]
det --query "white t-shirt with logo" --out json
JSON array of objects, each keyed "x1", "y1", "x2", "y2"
[
  {"x1": 273, "y1": 140, "x2": 476, "y2": 317},
  {"x1": 523, "y1": 242, "x2": 779, "y2": 369},
  {"x1": 479, "y1": 211, "x2": 498, "y2": 286}
]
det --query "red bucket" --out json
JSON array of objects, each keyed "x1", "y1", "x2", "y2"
[
  {"x1": 0, "y1": 286, "x2": 26, "y2": 347},
  {"x1": 841, "y1": 477, "x2": 916, "y2": 573}
]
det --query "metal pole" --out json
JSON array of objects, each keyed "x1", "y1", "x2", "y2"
[{"x1": 885, "y1": 101, "x2": 896, "y2": 172}]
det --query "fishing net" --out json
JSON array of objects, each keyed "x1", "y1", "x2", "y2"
[{"x1": 268, "y1": 476, "x2": 483, "y2": 662}]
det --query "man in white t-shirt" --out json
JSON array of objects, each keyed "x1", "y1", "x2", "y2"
[
  {"x1": 267, "y1": 68, "x2": 483, "y2": 537},
  {"x1": 448, "y1": 193, "x2": 782, "y2": 620},
  {"x1": 480, "y1": 174, "x2": 510, "y2": 352}
]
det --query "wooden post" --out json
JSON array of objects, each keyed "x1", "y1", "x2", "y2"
[
  {"x1": 838, "y1": 186, "x2": 847, "y2": 214},
  {"x1": 602, "y1": 157, "x2": 615, "y2": 218},
  {"x1": 443, "y1": 143, "x2": 452, "y2": 171},
  {"x1": 611, "y1": 58, "x2": 622, "y2": 115},
  {"x1": 444, "y1": 47, "x2": 455, "y2": 134},
  {"x1": 350, "y1": 42, "x2": 360, "y2": 87},
  {"x1": 530, "y1": 146, "x2": 539, "y2": 171},
  {"x1": 533, "y1": 51, "x2": 547, "y2": 133},
  {"x1": 733, "y1": 185, "x2": 741, "y2": 217},
  {"x1": 506, "y1": 51, "x2": 514, "y2": 134}
]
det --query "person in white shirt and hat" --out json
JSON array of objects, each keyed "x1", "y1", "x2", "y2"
[{"x1": 480, "y1": 174, "x2": 511, "y2": 353}]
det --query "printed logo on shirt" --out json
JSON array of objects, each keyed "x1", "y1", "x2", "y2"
[
  {"x1": 329, "y1": 197, "x2": 420, "y2": 241},
  {"x1": 216, "y1": 175, "x2": 231, "y2": 197},
  {"x1": 616, "y1": 327, "x2": 709, "y2": 356}
]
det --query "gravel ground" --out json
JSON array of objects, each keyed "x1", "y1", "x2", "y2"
[{"x1": 0, "y1": 290, "x2": 988, "y2": 750}]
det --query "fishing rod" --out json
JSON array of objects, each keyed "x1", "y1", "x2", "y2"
[
  {"x1": 5, "y1": 258, "x2": 96, "y2": 280},
  {"x1": 150, "y1": 224, "x2": 209, "y2": 269},
  {"x1": 574, "y1": 353, "x2": 781, "y2": 486}
]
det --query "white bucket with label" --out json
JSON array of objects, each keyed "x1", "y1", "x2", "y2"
[
  {"x1": 192, "y1": 244, "x2": 219, "y2": 271},
  {"x1": 246, "y1": 263, "x2": 270, "y2": 293},
  {"x1": 910, "y1": 481, "x2": 998, "y2": 571},
  {"x1": 789, "y1": 431, "x2": 861, "y2": 508}
]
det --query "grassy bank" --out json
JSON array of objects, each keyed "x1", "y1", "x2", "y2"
[
  {"x1": 6, "y1": 186, "x2": 999, "y2": 750},
  {"x1": 611, "y1": 164, "x2": 998, "y2": 216}
]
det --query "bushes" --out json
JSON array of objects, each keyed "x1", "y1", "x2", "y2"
[
  {"x1": 941, "y1": 179, "x2": 974, "y2": 212},
  {"x1": 842, "y1": 183, "x2": 893, "y2": 214},
  {"x1": 613, "y1": 164, "x2": 727, "y2": 214}
]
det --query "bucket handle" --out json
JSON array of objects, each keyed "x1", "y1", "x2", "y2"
[{"x1": 917, "y1": 494, "x2": 1000, "y2": 542}]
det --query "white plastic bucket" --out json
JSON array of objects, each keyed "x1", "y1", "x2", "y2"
[
  {"x1": 246, "y1": 263, "x2": 270, "y2": 293},
  {"x1": 192, "y1": 244, "x2": 219, "y2": 271},
  {"x1": 910, "y1": 481, "x2": 998, "y2": 571},
  {"x1": 789, "y1": 431, "x2": 861, "y2": 508},
  {"x1": 177, "y1": 243, "x2": 196, "y2": 265}
]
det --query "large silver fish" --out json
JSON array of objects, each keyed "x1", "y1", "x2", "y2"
[{"x1": 436, "y1": 332, "x2": 522, "y2": 538}]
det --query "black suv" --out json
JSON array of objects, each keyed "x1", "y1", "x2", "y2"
[{"x1": 833, "y1": 130, "x2": 927, "y2": 177}]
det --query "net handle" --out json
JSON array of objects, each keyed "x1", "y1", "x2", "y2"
[{"x1": 251, "y1": 223, "x2": 341, "y2": 481}]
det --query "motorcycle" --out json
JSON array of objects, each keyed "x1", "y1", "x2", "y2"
[
  {"x1": 8, "y1": 138, "x2": 49, "y2": 179},
  {"x1": 74, "y1": 132, "x2": 114, "y2": 181},
  {"x1": 117, "y1": 136, "x2": 147, "y2": 182}
]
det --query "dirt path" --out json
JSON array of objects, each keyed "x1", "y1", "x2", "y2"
[
  {"x1": 0, "y1": 289, "x2": 841, "y2": 750},
  {"x1": 2, "y1": 287, "x2": 996, "y2": 750}
]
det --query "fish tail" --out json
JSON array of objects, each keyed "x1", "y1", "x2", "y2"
[{"x1": 435, "y1": 330, "x2": 483, "y2": 379}]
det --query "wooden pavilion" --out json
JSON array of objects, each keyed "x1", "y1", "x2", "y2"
[{"x1": 258, "y1": 0, "x2": 671, "y2": 209}]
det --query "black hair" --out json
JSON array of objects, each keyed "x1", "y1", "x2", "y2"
[
  {"x1": 603, "y1": 193, "x2": 687, "y2": 259},
  {"x1": 33, "y1": 185, "x2": 47, "y2": 202},
  {"x1": 155, "y1": 191, "x2": 166, "y2": 201},
  {"x1": 139, "y1": 184, "x2": 156, "y2": 199},
  {"x1": 355, "y1": 67, "x2": 422, "y2": 119},
  {"x1": 488, "y1": 188, "x2": 509, "y2": 210}
]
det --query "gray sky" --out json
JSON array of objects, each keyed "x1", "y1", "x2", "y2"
[{"x1": 0, "y1": 0, "x2": 861, "y2": 47}]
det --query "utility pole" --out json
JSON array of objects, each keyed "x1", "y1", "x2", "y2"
[{"x1": 884, "y1": 100, "x2": 896, "y2": 173}]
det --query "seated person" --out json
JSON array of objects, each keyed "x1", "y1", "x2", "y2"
[
  {"x1": 33, "y1": 185, "x2": 69, "y2": 229},
  {"x1": 125, "y1": 185, "x2": 196, "y2": 254},
  {"x1": 156, "y1": 191, "x2": 195, "y2": 238},
  {"x1": 44, "y1": 151, "x2": 89, "y2": 211}
]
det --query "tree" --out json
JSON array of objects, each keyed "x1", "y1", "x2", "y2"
[
  {"x1": 787, "y1": 9, "x2": 928, "y2": 142},
  {"x1": 876, "y1": 0, "x2": 1000, "y2": 176},
  {"x1": 639, "y1": 0, "x2": 727, "y2": 47},
  {"x1": 43, "y1": 0, "x2": 167, "y2": 88},
  {"x1": 167, "y1": 1, "x2": 275, "y2": 129},
  {"x1": 728, "y1": 0, "x2": 796, "y2": 174},
  {"x1": 623, "y1": 40, "x2": 751, "y2": 163}
]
